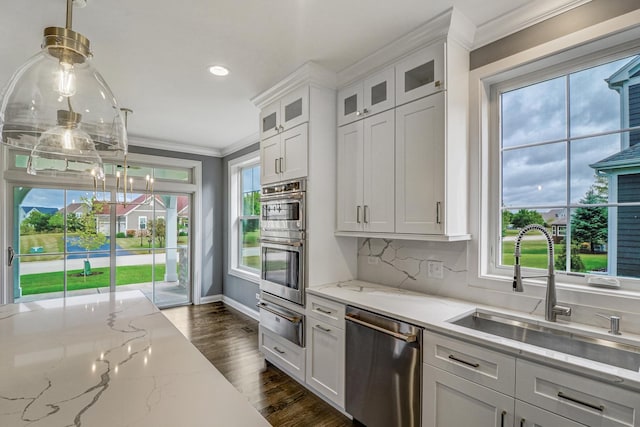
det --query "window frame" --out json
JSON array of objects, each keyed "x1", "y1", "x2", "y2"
[
  {"x1": 228, "y1": 151, "x2": 261, "y2": 283},
  {"x1": 481, "y1": 38, "x2": 640, "y2": 293}
]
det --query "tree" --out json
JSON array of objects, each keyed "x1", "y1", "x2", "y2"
[
  {"x1": 24, "y1": 211, "x2": 52, "y2": 233},
  {"x1": 47, "y1": 212, "x2": 64, "y2": 232},
  {"x1": 66, "y1": 213, "x2": 81, "y2": 232},
  {"x1": 501, "y1": 210, "x2": 514, "y2": 236},
  {"x1": 511, "y1": 209, "x2": 545, "y2": 229},
  {"x1": 77, "y1": 197, "x2": 107, "y2": 274},
  {"x1": 572, "y1": 187, "x2": 607, "y2": 254},
  {"x1": 555, "y1": 241, "x2": 585, "y2": 272},
  {"x1": 148, "y1": 218, "x2": 166, "y2": 247}
]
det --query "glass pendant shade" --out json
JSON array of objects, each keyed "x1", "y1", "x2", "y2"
[{"x1": 0, "y1": 26, "x2": 127, "y2": 176}]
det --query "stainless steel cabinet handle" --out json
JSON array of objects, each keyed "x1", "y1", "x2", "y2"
[
  {"x1": 448, "y1": 354, "x2": 480, "y2": 368},
  {"x1": 436, "y1": 201, "x2": 441, "y2": 224},
  {"x1": 316, "y1": 307, "x2": 332, "y2": 315},
  {"x1": 364, "y1": 205, "x2": 369, "y2": 224},
  {"x1": 316, "y1": 325, "x2": 331, "y2": 333},
  {"x1": 557, "y1": 392, "x2": 604, "y2": 412},
  {"x1": 273, "y1": 346, "x2": 286, "y2": 354},
  {"x1": 356, "y1": 206, "x2": 361, "y2": 224},
  {"x1": 435, "y1": 80, "x2": 441, "y2": 87},
  {"x1": 8, "y1": 246, "x2": 15, "y2": 267},
  {"x1": 500, "y1": 410, "x2": 506, "y2": 427},
  {"x1": 279, "y1": 157, "x2": 284, "y2": 173},
  {"x1": 520, "y1": 419, "x2": 525, "y2": 427},
  {"x1": 345, "y1": 314, "x2": 417, "y2": 343},
  {"x1": 275, "y1": 158, "x2": 279, "y2": 174}
]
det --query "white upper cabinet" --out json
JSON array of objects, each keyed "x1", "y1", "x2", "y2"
[
  {"x1": 395, "y1": 42, "x2": 445, "y2": 106},
  {"x1": 261, "y1": 123, "x2": 308, "y2": 185},
  {"x1": 395, "y1": 93, "x2": 445, "y2": 234},
  {"x1": 260, "y1": 86, "x2": 309, "y2": 139},
  {"x1": 337, "y1": 67, "x2": 395, "y2": 126}
]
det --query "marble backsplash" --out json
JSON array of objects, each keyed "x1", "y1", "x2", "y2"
[{"x1": 357, "y1": 238, "x2": 468, "y2": 295}]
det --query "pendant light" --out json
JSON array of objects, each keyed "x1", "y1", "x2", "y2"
[{"x1": 0, "y1": 0, "x2": 127, "y2": 178}]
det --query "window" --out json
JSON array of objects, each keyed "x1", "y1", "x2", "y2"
[
  {"x1": 139, "y1": 216, "x2": 147, "y2": 230},
  {"x1": 228, "y1": 152, "x2": 261, "y2": 282},
  {"x1": 493, "y1": 51, "x2": 640, "y2": 288}
]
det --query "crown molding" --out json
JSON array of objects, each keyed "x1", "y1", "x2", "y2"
[
  {"x1": 220, "y1": 132, "x2": 260, "y2": 157},
  {"x1": 128, "y1": 135, "x2": 222, "y2": 158},
  {"x1": 337, "y1": 7, "x2": 476, "y2": 88},
  {"x1": 473, "y1": 0, "x2": 593, "y2": 49},
  {"x1": 251, "y1": 61, "x2": 337, "y2": 109}
]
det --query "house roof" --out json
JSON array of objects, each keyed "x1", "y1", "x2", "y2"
[
  {"x1": 21, "y1": 206, "x2": 59, "y2": 216},
  {"x1": 607, "y1": 55, "x2": 640, "y2": 88},
  {"x1": 590, "y1": 143, "x2": 640, "y2": 172},
  {"x1": 60, "y1": 195, "x2": 189, "y2": 217},
  {"x1": 542, "y1": 208, "x2": 566, "y2": 226}
]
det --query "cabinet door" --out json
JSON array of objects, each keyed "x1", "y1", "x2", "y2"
[
  {"x1": 364, "y1": 66, "x2": 395, "y2": 116},
  {"x1": 337, "y1": 81, "x2": 364, "y2": 126},
  {"x1": 305, "y1": 318, "x2": 345, "y2": 408},
  {"x1": 260, "y1": 135, "x2": 282, "y2": 185},
  {"x1": 280, "y1": 123, "x2": 308, "y2": 181},
  {"x1": 280, "y1": 86, "x2": 309, "y2": 131},
  {"x1": 337, "y1": 121, "x2": 364, "y2": 231},
  {"x1": 260, "y1": 100, "x2": 280, "y2": 140},
  {"x1": 423, "y1": 364, "x2": 514, "y2": 427},
  {"x1": 422, "y1": 364, "x2": 514, "y2": 427},
  {"x1": 363, "y1": 109, "x2": 395, "y2": 232},
  {"x1": 396, "y1": 42, "x2": 445, "y2": 106},
  {"x1": 395, "y1": 93, "x2": 445, "y2": 234},
  {"x1": 515, "y1": 401, "x2": 586, "y2": 427}
]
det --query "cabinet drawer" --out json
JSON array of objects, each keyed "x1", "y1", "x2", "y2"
[
  {"x1": 307, "y1": 295, "x2": 345, "y2": 329},
  {"x1": 424, "y1": 332, "x2": 516, "y2": 395},
  {"x1": 516, "y1": 359, "x2": 639, "y2": 427},
  {"x1": 259, "y1": 325, "x2": 305, "y2": 382}
]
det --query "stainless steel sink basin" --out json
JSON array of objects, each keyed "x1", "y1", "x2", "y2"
[{"x1": 451, "y1": 311, "x2": 640, "y2": 372}]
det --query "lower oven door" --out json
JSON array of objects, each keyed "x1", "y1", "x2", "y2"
[
  {"x1": 258, "y1": 301, "x2": 304, "y2": 347},
  {"x1": 261, "y1": 239, "x2": 304, "y2": 305}
]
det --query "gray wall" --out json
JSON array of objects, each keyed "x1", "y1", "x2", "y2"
[
  {"x1": 222, "y1": 142, "x2": 261, "y2": 309},
  {"x1": 129, "y1": 145, "x2": 223, "y2": 298},
  {"x1": 471, "y1": 0, "x2": 640, "y2": 70}
]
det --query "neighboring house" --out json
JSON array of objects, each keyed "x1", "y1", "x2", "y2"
[
  {"x1": 62, "y1": 195, "x2": 190, "y2": 235},
  {"x1": 19, "y1": 206, "x2": 59, "y2": 224},
  {"x1": 590, "y1": 55, "x2": 640, "y2": 276},
  {"x1": 542, "y1": 209, "x2": 567, "y2": 243}
]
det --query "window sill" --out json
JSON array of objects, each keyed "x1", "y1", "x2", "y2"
[{"x1": 229, "y1": 267, "x2": 261, "y2": 285}]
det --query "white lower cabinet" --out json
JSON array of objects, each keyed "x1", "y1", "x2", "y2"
[
  {"x1": 305, "y1": 295, "x2": 346, "y2": 408},
  {"x1": 515, "y1": 401, "x2": 586, "y2": 427},
  {"x1": 423, "y1": 364, "x2": 514, "y2": 427},
  {"x1": 259, "y1": 325, "x2": 305, "y2": 382},
  {"x1": 305, "y1": 317, "x2": 345, "y2": 407}
]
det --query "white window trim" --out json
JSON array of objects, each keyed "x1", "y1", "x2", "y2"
[
  {"x1": 228, "y1": 151, "x2": 261, "y2": 284},
  {"x1": 468, "y1": 17, "x2": 640, "y2": 298}
]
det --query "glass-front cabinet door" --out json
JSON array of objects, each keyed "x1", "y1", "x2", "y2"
[
  {"x1": 280, "y1": 85, "x2": 309, "y2": 131},
  {"x1": 364, "y1": 66, "x2": 395, "y2": 116},
  {"x1": 395, "y1": 42, "x2": 445, "y2": 105},
  {"x1": 338, "y1": 81, "x2": 364, "y2": 126},
  {"x1": 260, "y1": 100, "x2": 280, "y2": 139}
]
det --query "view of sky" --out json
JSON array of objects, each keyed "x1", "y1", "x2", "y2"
[{"x1": 501, "y1": 55, "x2": 635, "y2": 208}]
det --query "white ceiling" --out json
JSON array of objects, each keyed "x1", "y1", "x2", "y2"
[{"x1": 0, "y1": 0, "x2": 586, "y2": 156}]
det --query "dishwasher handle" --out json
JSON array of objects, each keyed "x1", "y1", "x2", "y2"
[{"x1": 345, "y1": 313, "x2": 417, "y2": 343}]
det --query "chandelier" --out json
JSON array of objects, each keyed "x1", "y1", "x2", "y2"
[
  {"x1": 0, "y1": 0, "x2": 126, "y2": 178},
  {"x1": 91, "y1": 108, "x2": 154, "y2": 207}
]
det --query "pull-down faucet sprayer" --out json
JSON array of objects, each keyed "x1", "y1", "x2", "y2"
[{"x1": 513, "y1": 224, "x2": 571, "y2": 322}]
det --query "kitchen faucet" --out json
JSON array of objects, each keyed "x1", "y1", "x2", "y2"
[{"x1": 512, "y1": 224, "x2": 571, "y2": 322}]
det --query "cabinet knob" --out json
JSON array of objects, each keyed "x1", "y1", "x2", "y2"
[
  {"x1": 435, "y1": 80, "x2": 441, "y2": 87},
  {"x1": 362, "y1": 108, "x2": 369, "y2": 114},
  {"x1": 355, "y1": 110, "x2": 361, "y2": 116}
]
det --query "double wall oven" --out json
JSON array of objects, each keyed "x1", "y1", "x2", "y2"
[
  {"x1": 259, "y1": 179, "x2": 306, "y2": 305},
  {"x1": 258, "y1": 179, "x2": 307, "y2": 348}
]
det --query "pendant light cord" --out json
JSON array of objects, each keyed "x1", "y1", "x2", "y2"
[{"x1": 66, "y1": 0, "x2": 73, "y2": 30}]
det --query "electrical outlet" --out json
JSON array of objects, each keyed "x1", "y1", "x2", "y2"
[
  {"x1": 427, "y1": 261, "x2": 444, "y2": 279},
  {"x1": 368, "y1": 256, "x2": 379, "y2": 265}
]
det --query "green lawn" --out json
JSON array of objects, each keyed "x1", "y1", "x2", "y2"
[
  {"x1": 20, "y1": 264, "x2": 166, "y2": 295},
  {"x1": 501, "y1": 239, "x2": 607, "y2": 273}
]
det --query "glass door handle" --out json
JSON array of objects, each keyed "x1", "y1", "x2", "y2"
[{"x1": 7, "y1": 246, "x2": 15, "y2": 266}]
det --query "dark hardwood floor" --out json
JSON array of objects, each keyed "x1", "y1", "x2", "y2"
[{"x1": 162, "y1": 302, "x2": 353, "y2": 427}]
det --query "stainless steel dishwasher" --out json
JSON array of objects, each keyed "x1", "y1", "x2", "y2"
[{"x1": 345, "y1": 306, "x2": 423, "y2": 427}]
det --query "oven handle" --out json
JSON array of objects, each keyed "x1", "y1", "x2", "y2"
[
  {"x1": 260, "y1": 192, "x2": 304, "y2": 202},
  {"x1": 261, "y1": 239, "x2": 302, "y2": 247},
  {"x1": 257, "y1": 302, "x2": 302, "y2": 323},
  {"x1": 345, "y1": 313, "x2": 417, "y2": 343}
]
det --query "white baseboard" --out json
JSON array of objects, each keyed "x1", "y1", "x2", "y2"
[
  {"x1": 199, "y1": 294, "x2": 223, "y2": 304},
  {"x1": 222, "y1": 296, "x2": 260, "y2": 321}
]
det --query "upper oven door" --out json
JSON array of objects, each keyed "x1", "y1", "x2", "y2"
[
  {"x1": 260, "y1": 192, "x2": 305, "y2": 233},
  {"x1": 261, "y1": 239, "x2": 304, "y2": 305}
]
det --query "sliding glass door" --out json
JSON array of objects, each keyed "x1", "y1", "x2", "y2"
[{"x1": 11, "y1": 186, "x2": 191, "y2": 307}]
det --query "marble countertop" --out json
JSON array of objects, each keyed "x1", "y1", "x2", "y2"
[
  {"x1": 0, "y1": 291, "x2": 270, "y2": 427},
  {"x1": 308, "y1": 280, "x2": 640, "y2": 391}
]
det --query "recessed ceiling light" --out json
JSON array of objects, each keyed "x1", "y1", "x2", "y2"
[{"x1": 209, "y1": 65, "x2": 229, "y2": 76}]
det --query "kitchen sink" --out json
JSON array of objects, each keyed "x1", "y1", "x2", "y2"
[{"x1": 450, "y1": 310, "x2": 640, "y2": 372}]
